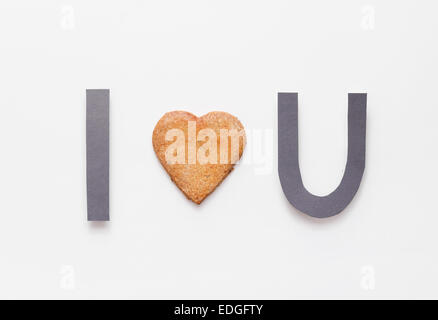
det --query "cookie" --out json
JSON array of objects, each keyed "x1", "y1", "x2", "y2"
[{"x1": 152, "y1": 111, "x2": 246, "y2": 204}]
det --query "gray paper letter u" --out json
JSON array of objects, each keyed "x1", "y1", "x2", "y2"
[{"x1": 278, "y1": 93, "x2": 366, "y2": 218}]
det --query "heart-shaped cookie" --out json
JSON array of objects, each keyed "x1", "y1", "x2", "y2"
[{"x1": 153, "y1": 111, "x2": 246, "y2": 204}]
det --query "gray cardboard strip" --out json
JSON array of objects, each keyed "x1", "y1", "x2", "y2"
[
  {"x1": 86, "y1": 89, "x2": 110, "y2": 221},
  {"x1": 278, "y1": 93, "x2": 366, "y2": 218}
]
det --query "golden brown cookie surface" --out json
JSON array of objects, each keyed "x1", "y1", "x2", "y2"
[{"x1": 152, "y1": 111, "x2": 246, "y2": 204}]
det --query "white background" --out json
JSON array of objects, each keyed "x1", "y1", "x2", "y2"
[{"x1": 0, "y1": 0, "x2": 437, "y2": 299}]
